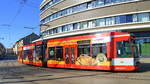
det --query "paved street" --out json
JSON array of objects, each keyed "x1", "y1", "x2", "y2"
[{"x1": 0, "y1": 58, "x2": 150, "y2": 84}]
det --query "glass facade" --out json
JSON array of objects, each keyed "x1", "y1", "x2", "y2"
[
  {"x1": 138, "y1": 13, "x2": 150, "y2": 22},
  {"x1": 73, "y1": 23, "x2": 80, "y2": 30},
  {"x1": 41, "y1": 0, "x2": 62, "y2": 12},
  {"x1": 105, "y1": 17, "x2": 115, "y2": 26},
  {"x1": 88, "y1": 20, "x2": 96, "y2": 28},
  {"x1": 80, "y1": 21, "x2": 88, "y2": 29},
  {"x1": 40, "y1": 0, "x2": 136, "y2": 24},
  {"x1": 96, "y1": 18, "x2": 105, "y2": 27},
  {"x1": 42, "y1": 12, "x2": 150, "y2": 37}
]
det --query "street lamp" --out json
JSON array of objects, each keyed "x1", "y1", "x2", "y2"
[
  {"x1": 24, "y1": 26, "x2": 36, "y2": 33},
  {"x1": 40, "y1": 24, "x2": 50, "y2": 27}
]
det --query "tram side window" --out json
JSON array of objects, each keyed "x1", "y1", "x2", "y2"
[
  {"x1": 48, "y1": 47, "x2": 55, "y2": 60},
  {"x1": 117, "y1": 41, "x2": 132, "y2": 57},
  {"x1": 92, "y1": 43, "x2": 107, "y2": 58},
  {"x1": 78, "y1": 40, "x2": 91, "y2": 57},
  {"x1": 56, "y1": 46, "x2": 63, "y2": 61},
  {"x1": 24, "y1": 50, "x2": 29, "y2": 60},
  {"x1": 35, "y1": 45, "x2": 42, "y2": 60}
]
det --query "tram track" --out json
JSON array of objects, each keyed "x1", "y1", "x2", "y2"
[
  {"x1": 1, "y1": 60, "x2": 150, "y2": 83},
  {"x1": 25, "y1": 66, "x2": 150, "y2": 81}
]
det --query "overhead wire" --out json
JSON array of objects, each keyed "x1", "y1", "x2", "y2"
[{"x1": 9, "y1": 0, "x2": 28, "y2": 25}]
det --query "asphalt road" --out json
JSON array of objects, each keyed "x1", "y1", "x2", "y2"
[{"x1": 0, "y1": 59, "x2": 150, "y2": 84}]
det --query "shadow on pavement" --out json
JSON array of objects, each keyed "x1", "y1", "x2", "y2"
[{"x1": 137, "y1": 63, "x2": 150, "y2": 72}]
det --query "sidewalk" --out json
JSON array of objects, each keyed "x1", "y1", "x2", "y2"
[{"x1": 140, "y1": 58, "x2": 150, "y2": 63}]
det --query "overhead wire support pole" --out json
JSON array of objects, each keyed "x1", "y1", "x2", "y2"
[{"x1": 39, "y1": 24, "x2": 50, "y2": 67}]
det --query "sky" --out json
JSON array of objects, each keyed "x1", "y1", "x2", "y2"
[{"x1": 0, "y1": 0, "x2": 43, "y2": 48}]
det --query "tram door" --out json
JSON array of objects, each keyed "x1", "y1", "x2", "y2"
[
  {"x1": 29, "y1": 49, "x2": 33, "y2": 64},
  {"x1": 64, "y1": 45, "x2": 77, "y2": 66}
]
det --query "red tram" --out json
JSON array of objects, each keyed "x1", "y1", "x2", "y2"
[{"x1": 17, "y1": 32, "x2": 139, "y2": 71}]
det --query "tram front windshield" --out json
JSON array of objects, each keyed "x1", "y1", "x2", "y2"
[
  {"x1": 117, "y1": 41, "x2": 132, "y2": 57},
  {"x1": 117, "y1": 40, "x2": 139, "y2": 58}
]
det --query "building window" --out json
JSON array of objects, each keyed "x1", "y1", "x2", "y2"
[
  {"x1": 47, "y1": 30, "x2": 50, "y2": 35},
  {"x1": 40, "y1": 0, "x2": 61, "y2": 12},
  {"x1": 126, "y1": 14, "x2": 133, "y2": 23},
  {"x1": 96, "y1": 18, "x2": 105, "y2": 27},
  {"x1": 46, "y1": 31, "x2": 49, "y2": 36},
  {"x1": 138, "y1": 13, "x2": 150, "y2": 22},
  {"x1": 73, "y1": 23, "x2": 80, "y2": 30},
  {"x1": 68, "y1": 24, "x2": 73, "y2": 31},
  {"x1": 105, "y1": 17, "x2": 115, "y2": 26},
  {"x1": 105, "y1": 0, "x2": 112, "y2": 5},
  {"x1": 53, "y1": 28, "x2": 57, "y2": 34},
  {"x1": 72, "y1": 6, "x2": 77, "y2": 13},
  {"x1": 62, "y1": 25, "x2": 68, "y2": 32},
  {"x1": 57, "y1": 12, "x2": 61, "y2": 18},
  {"x1": 50, "y1": 30, "x2": 53, "y2": 35},
  {"x1": 42, "y1": 12, "x2": 150, "y2": 36},
  {"x1": 113, "y1": 0, "x2": 125, "y2": 3},
  {"x1": 66, "y1": 8, "x2": 73, "y2": 14},
  {"x1": 96, "y1": 0, "x2": 105, "y2": 7},
  {"x1": 115, "y1": 15, "x2": 126, "y2": 24},
  {"x1": 133, "y1": 13, "x2": 150, "y2": 22},
  {"x1": 40, "y1": 0, "x2": 137, "y2": 23},
  {"x1": 80, "y1": 21, "x2": 88, "y2": 29},
  {"x1": 57, "y1": 27, "x2": 62, "y2": 33},
  {"x1": 80, "y1": 3, "x2": 88, "y2": 11},
  {"x1": 133, "y1": 14, "x2": 138, "y2": 22},
  {"x1": 87, "y1": 1, "x2": 95, "y2": 9},
  {"x1": 88, "y1": 20, "x2": 96, "y2": 28},
  {"x1": 77, "y1": 5, "x2": 81, "y2": 12},
  {"x1": 61, "y1": 10, "x2": 67, "y2": 16}
]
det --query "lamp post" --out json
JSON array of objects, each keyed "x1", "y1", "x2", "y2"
[{"x1": 39, "y1": 24, "x2": 50, "y2": 67}]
